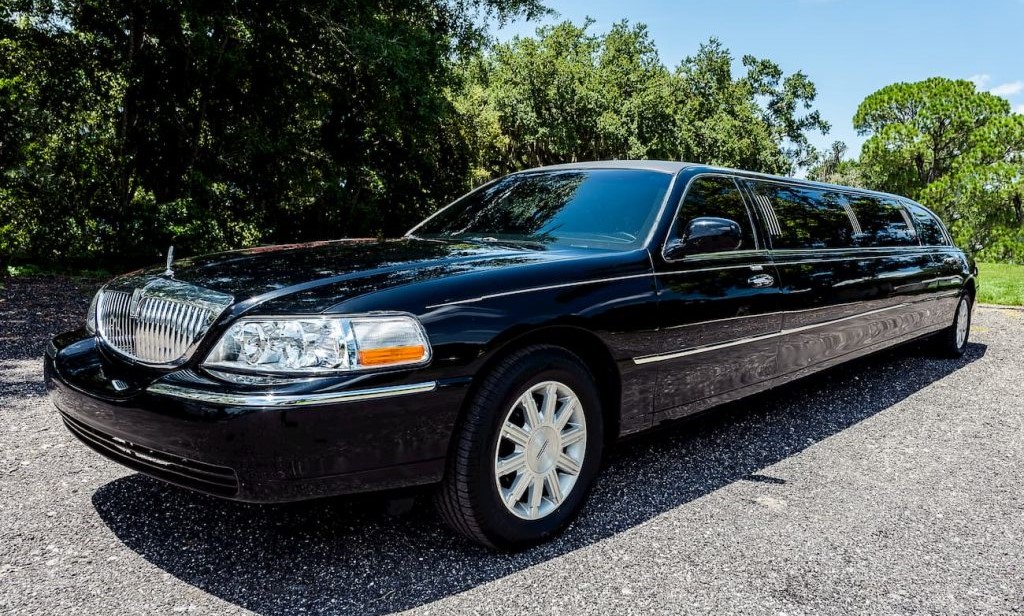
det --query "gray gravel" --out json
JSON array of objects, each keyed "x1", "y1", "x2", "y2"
[{"x1": 1, "y1": 276, "x2": 1022, "y2": 615}]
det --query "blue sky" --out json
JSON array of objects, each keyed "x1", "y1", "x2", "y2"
[{"x1": 495, "y1": 0, "x2": 1024, "y2": 158}]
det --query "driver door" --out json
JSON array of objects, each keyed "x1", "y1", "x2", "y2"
[{"x1": 647, "y1": 173, "x2": 783, "y2": 419}]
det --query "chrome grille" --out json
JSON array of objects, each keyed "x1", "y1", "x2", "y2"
[{"x1": 96, "y1": 277, "x2": 233, "y2": 366}]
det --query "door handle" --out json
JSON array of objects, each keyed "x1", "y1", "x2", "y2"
[{"x1": 748, "y1": 273, "x2": 775, "y2": 288}]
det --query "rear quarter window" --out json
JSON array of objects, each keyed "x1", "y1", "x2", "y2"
[{"x1": 905, "y1": 202, "x2": 951, "y2": 246}]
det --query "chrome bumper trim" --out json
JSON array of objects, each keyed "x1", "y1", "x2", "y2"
[{"x1": 146, "y1": 381, "x2": 438, "y2": 407}]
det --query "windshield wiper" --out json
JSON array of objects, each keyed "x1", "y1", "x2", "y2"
[
  {"x1": 462, "y1": 236, "x2": 547, "y2": 250},
  {"x1": 412, "y1": 233, "x2": 548, "y2": 250}
]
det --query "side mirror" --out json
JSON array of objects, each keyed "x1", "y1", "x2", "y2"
[{"x1": 665, "y1": 217, "x2": 742, "y2": 258}]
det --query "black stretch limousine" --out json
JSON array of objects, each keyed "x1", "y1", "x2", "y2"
[{"x1": 46, "y1": 161, "x2": 976, "y2": 549}]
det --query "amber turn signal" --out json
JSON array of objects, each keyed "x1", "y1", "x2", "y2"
[{"x1": 358, "y1": 345, "x2": 427, "y2": 367}]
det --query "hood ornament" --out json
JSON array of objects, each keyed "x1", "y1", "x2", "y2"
[{"x1": 164, "y1": 245, "x2": 175, "y2": 278}]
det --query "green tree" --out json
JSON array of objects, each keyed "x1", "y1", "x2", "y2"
[
  {"x1": 806, "y1": 141, "x2": 863, "y2": 187},
  {"x1": 673, "y1": 39, "x2": 829, "y2": 175},
  {"x1": 854, "y1": 77, "x2": 1009, "y2": 198},
  {"x1": 456, "y1": 20, "x2": 675, "y2": 175},
  {"x1": 920, "y1": 114, "x2": 1024, "y2": 261},
  {"x1": 0, "y1": 0, "x2": 545, "y2": 267},
  {"x1": 456, "y1": 23, "x2": 829, "y2": 180},
  {"x1": 854, "y1": 77, "x2": 1024, "y2": 261},
  {"x1": 2, "y1": 8, "x2": 835, "y2": 268}
]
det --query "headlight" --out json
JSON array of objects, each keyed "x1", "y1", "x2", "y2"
[
  {"x1": 203, "y1": 314, "x2": 431, "y2": 374},
  {"x1": 85, "y1": 291, "x2": 100, "y2": 334}
]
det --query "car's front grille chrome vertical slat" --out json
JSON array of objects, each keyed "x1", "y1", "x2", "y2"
[
  {"x1": 182, "y1": 306, "x2": 195, "y2": 352},
  {"x1": 121, "y1": 292, "x2": 133, "y2": 354},
  {"x1": 138, "y1": 297, "x2": 148, "y2": 359},
  {"x1": 95, "y1": 277, "x2": 233, "y2": 366},
  {"x1": 186, "y1": 305, "x2": 201, "y2": 352},
  {"x1": 142, "y1": 300, "x2": 152, "y2": 360},
  {"x1": 169, "y1": 301, "x2": 183, "y2": 363}
]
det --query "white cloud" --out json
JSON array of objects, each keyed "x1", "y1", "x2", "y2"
[
  {"x1": 968, "y1": 74, "x2": 991, "y2": 89},
  {"x1": 990, "y1": 81, "x2": 1024, "y2": 97},
  {"x1": 1015, "y1": 104, "x2": 1024, "y2": 114}
]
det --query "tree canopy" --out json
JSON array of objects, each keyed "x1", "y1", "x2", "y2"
[
  {"x1": 850, "y1": 77, "x2": 1024, "y2": 262},
  {"x1": 0, "y1": 5, "x2": 838, "y2": 268},
  {"x1": 455, "y1": 22, "x2": 828, "y2": 181},
  {"x1": 0, "y1": 0, "x2": 546, "y2": 265}
]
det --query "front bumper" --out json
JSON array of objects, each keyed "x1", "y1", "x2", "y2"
[{"x1": 45, "y1": 332, "x2": 469, "y2": 502}]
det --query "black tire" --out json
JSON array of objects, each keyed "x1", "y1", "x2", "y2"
[
  {"x1": 435, "y1": 344, "x2": 605, "y2": 550},
  {"x1": 934, "y1": 293, "x2": 972, "y2": 358}
]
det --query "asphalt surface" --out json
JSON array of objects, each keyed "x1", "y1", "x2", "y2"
[{"x1": 1, "y1": 276, "x2": 1022, "y2": 615}]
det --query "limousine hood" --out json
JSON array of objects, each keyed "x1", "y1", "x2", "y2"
[{"x1": 118, "y1": 238, "x2": 585, "y2": 313}]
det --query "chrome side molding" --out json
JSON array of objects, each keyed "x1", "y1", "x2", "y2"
[
  {"x1": 425, "y1": 273, "x2": 655, "y2": 308},
  {"x1": 633, "y1": 303, "x2": 910, "y2": 365},
  {"x1": 146, "y1": 380, "x2": 438, "y2": 407}
]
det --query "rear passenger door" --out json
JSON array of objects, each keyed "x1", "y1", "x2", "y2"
[
  {"x1": 648, "y1": 174, "x2": 783, "y2": 418},
  {"x1": 849, "y1": 194, "x2": 940, "y2": 333}
]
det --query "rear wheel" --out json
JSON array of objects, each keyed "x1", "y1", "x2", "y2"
[
  {"x1": 934, "y1": 293, "x2": 972, "y2": 358},
  {"x1": 435, "y1": 345, "x2": 604, "y2": 549}
]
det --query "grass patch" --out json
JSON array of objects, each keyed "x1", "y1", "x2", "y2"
[{"x1": 977, "y1": 262, "x2": 1024, "y2": 306}]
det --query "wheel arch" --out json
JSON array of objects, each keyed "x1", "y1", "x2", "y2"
[
  {"x1": 461, "y1": 325, "x2": 623, "y2": 448},
  {"x1": 965, "y1": 275, "x2": 977, "y2": 302}
]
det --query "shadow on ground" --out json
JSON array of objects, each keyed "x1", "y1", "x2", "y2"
[{"x1": 92, "y1": 342, "x2": 985, "y2": 615}]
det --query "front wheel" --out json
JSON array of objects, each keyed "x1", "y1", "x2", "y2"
[
  {"x1": 435, "y1": 345, "x2": 604, "y2": 549},
  {"x1": 934, "y1": 294, "x2": 972, "y2": 358}
]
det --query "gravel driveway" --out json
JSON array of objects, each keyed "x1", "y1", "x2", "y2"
[{"x1": 2, "y1": 276, "x2": 1022, "y2": 615}]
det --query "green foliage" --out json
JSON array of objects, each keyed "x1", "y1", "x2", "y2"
[
  {"x1": 5, "y1": 262, "x2": 110, "y2": 278},
  {"x1": 806, "y1": 141, "x2": 864, "y2": 187},
  {"x1": 455, "y1": 23, "x2": 829, "y2": 180},
  {"x1": 8, "y1": 4, "x2": 1020, "y2": 270},
  {"x1": 920, "y1": 115, "x2": 1024, "y2": 262},
  {"x1": 1, "y1": 8, "x2": 831, "y2": 268},
  {"x1": 676, "y1": 40, "x2": 829, "y2": 173},
  {"x1": 976, "y1": 262, "x2": 1024, "y2": 306},
  {"x1": 0, "y1": 0, "x2": 545, "y2": 267},
  {"x1": 454, "y1": 20, "x2": 674, "y2": 174},
  {"x1": 855, "y1": 78, "x2": 1009, "y2": 198},
  {"x1": 854, "y1": 77, "x2": 1024, "y2": 262}
]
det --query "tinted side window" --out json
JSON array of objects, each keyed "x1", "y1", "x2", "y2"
[
  {"x1": 670, "y1": 175, "x2": 755, "y2": 253},
  {"x1": 906, "y1": 202, "x2": 950, "y2": 246},
  {"x1": 846, "y1": 194, "x2": 919, "y2": 247},
  {"x1": 748, "y1": 182, "x2": 854, "y2": 250}
]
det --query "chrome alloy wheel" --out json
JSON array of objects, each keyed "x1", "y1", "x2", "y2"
[
  {"x1": 955, "y1": 297, "x2": 970, "y2": 349},
  {"x1": 493, "y1": 381, "x2": 587, "y2": 520}
]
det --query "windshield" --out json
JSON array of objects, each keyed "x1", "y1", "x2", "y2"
[{"x1": 411, "y1": 169, "x2": 673, "y2": 249}]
